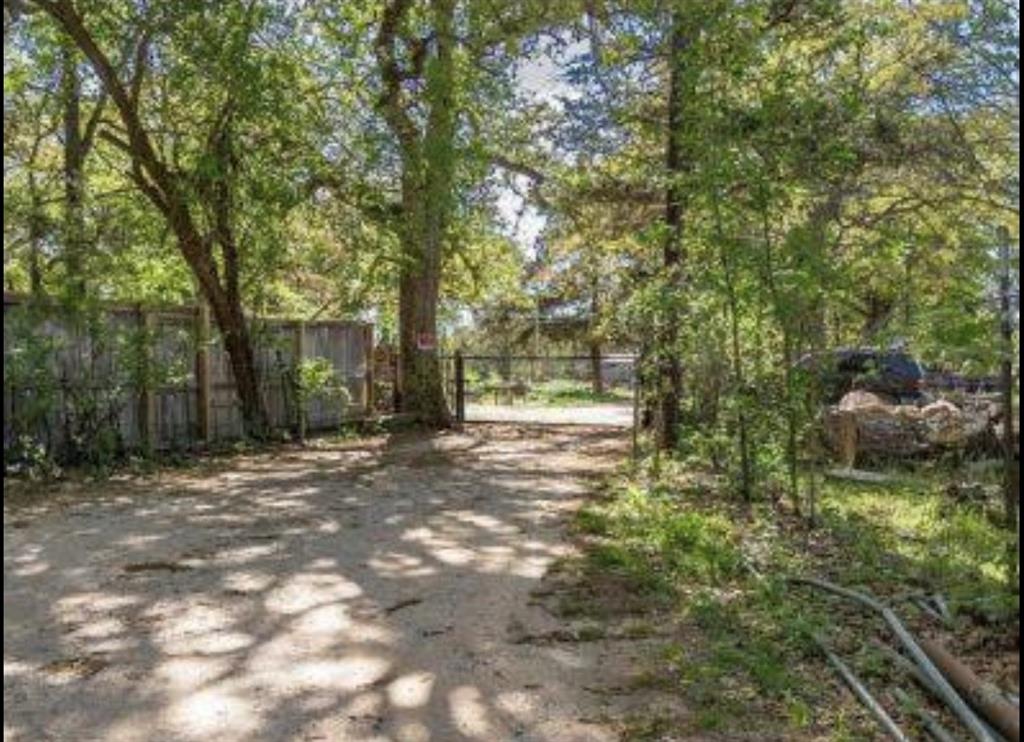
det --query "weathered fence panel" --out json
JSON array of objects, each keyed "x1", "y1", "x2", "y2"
[
  {"x1": 3, "y1": 294, "x2": 374, "y2": 459},
  {"x1": 304, "y1": 322, "x2": 370, "y2": 430}
]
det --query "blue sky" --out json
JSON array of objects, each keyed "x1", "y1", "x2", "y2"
[{"x1": 495, "y1": 42, "x2": 582, "y2": 258}]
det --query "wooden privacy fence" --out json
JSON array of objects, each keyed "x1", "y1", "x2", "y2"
[{"x1": 3, "y1": 293, "x2": 374, "y2": 456}]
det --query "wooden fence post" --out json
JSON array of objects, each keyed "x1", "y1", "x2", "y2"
[
  {"x1": 195, "y1": 302, "x2": 212, "y2": 445},
  {"x1": 364, "y1": 324, "x2": 374, "y2": 417},
  {"x1": 138, "y1": 306, "x2": 157, "y2": 453},
  {"x1": 294, "y1": 320, "x2": 306, "y2": 440},
  {"x1": 455, "y1": 350, "x2": 465, "y2": 424}
]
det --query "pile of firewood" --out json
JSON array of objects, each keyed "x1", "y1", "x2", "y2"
[{"x1": 824, "y1": 391, "x2": 1002, "y2": 463}]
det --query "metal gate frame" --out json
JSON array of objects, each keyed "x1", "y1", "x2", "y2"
[{"x1": 445, "y1": 351, "x2": 640, "y2": 444}]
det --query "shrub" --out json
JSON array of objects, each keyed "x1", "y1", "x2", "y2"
[{"x1": 295, "y1": 356, "x2": 351, "y2": 437}]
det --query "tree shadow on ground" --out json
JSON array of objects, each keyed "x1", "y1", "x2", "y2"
[{"x1": 4, "y1": 424, "x2": 636, "y2": 741}]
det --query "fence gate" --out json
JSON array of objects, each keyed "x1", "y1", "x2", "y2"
[{"x1": 444, "y1": 353, "x2": 639, "y2": 429}]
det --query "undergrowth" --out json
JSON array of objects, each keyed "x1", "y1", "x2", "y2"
[{"x1": 575, "y1": 458, "x2": 1019, "y2": 740}]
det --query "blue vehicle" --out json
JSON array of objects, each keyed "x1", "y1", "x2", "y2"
[{"x1": 798, "y1": 348, "x2": 927, "y2": 405}]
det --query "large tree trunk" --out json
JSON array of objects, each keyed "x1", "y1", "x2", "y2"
[
  {"x1": 658, "y1": 12, "x2": 688, "y2": 450},
  {"x1": 395, "y1": 170, "x2": 449, "y2": 425},
  {"x1": 382, "y1": 0, "x2": 456, "y2": 428},
  {"x1": 393, "y1": 167, "x2": 452, "y2": 429},
  {"x1": 397, "y1": 262, "x2": 448, "y2": 425}
]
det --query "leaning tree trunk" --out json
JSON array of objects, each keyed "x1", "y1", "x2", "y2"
[
  {"x1": 61, "y1": 40, "x2": 86, "y2": 302},
  {"x1": 193, "y1": 256, "x2": 269, "y2": 438},
  {"x1": 217, "y1": 306, "x2": 267, "y2": 438},
  {"x1": 40, "y1": 0, "x2": 271, "y2": 440}
]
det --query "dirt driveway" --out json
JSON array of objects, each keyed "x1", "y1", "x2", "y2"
[{"x1": 4, "y1": 425, "x2": 670, "y2": 742}]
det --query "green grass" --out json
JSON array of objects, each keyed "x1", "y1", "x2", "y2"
[
  {"x1": 525, "y1": 379, "x2": 632, "y2": 406},
  {"x1": 817, "y1": 472, "x2": 1017, "y2": 617},
  {"x1": 575, "y1": 484, "x2": 742, "y2": 597},
  {"x1": 572, "y1": 460, "x2": 1018, "y2": 738},
  {"x1": 575, "y1": 483, "x2": 821, "y2": 735}
]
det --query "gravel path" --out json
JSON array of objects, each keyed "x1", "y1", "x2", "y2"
[
  {"x1": 465, "y1": 404, "x2": 634, "y2": 428},
  {"x1": 4, "y1": 425, "x2": 656, "y2": 742}
]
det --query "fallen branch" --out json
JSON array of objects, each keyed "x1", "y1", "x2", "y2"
[
  {"x1": 919, "y1": 637, "x2": 1020, "y2": 742},
  {"x1": 790, "y1": 576, "x2": 995, "y2": 742},
  {"x1": 893, "y1": 687, "x2": 959, "y2": 742},
  {"x1": 740, "y1": 557, "x2": 766, "y2": 582},
  {"x1": 813, "y1": 635, "x2": 910, "y2": 741},
  {"x1": 384, "y1": 597, "x2": 423, "y2": 614}
]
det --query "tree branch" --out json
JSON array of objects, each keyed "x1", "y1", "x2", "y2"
[
  {"x1": 492, "y1": 153, "x2": 546, "y2": 186},
  {"x1": 374, "y1": 0, "x2": 420, "y2": 156},
  {"x1": 129, "y1": 27, "x2": 154, "y2": 107},
  {"x1": 80, "y1": 90, "x2": 109, "y2": 158}
]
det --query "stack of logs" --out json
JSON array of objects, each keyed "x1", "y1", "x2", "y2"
[{"x1": 825, "y1": 391, "x2": 1003, "y2": 465}]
